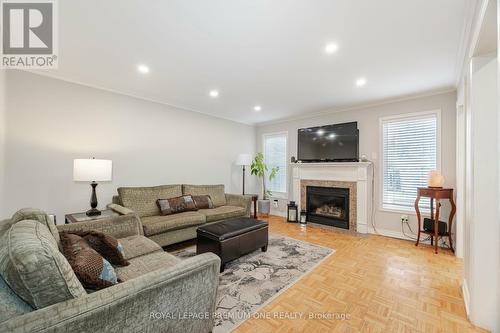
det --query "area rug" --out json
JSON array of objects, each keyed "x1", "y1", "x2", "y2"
[{"x1": 170, "y1": 235, "x2": 334, "y2": 333}]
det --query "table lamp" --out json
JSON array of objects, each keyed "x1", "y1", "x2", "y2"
[
  {"x1": 73, "y1": 158, "x2": 112, "y2": 216},
  {"x1": 236, "y1": 153, "x2": 253, "y2": 195}
]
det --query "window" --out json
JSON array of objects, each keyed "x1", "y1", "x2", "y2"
[
  {"x1": 381, "y1": 111, "x2": 440, "y2": 211},
  {"x1": 263, "y1": 132, "x2": 287, "y2": 196}
]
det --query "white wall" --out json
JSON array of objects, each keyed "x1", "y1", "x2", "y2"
[
  {"x1": 3, "y1": 70, "x2": 257, "y2": 223},
  {"x1": 256, "y1": 91, "x2": 457, "y2": 237},
  {"x1": 468, "y1": 55, "x2": 499, "y2": 331}
]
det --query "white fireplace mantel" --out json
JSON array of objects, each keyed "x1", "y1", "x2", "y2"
[{"x1": 291, "y1": 162, "x2": 374, "y2": 233}]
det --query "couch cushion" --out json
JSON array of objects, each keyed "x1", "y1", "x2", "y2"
[
  {"x1": 198, "y1": 206, "x2": 247, "y2": 222},
  {"x1": 11, "y1": 208, "x2": 60, "y2": 248},
  {"x1": 141, "y1": 212, "x2": 206, "y2": 237},
  {"x1": 118, "y1": 185, "x2": 182, "y2": 218},
  {"x1": 0, "y1": 221, "x2": 86, "y2": 309},
  {"x1": 118, "y1": 235, "x2": 163, "y2": 260},
  {"x1": 183, "y1": 184, "x2": 227, "y2": 207},
  {"x1": 115, "y1": 251, "x2": 180, "y2": 281},
  {"x1": 60, "y1": 233, "x2": 119, "y2": 290},
  {"x1": 0, "y1": 276, "x2": 33, "y2": 324}
]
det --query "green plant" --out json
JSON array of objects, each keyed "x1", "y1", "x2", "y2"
[{"x1": 250, "y1": 152, "x2": 279, "y2": 199}]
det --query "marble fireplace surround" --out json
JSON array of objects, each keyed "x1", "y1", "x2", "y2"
[
  {"x1": 291, "y1": 162, "x2": 373, "y2": 233},
  {"x1": 300, "y1": 179, "x2": 357, "y2": 232}
]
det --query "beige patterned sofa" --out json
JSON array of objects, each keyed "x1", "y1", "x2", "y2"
[
  {"x1": 108, "y1": 184, "x2": 252, "y2": 247},
  {"x1": 0, "y1": 208, "x2": 220, "y2": 333}
]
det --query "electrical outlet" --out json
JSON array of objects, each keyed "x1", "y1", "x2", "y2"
[
  {"x1": 400, "y1": 215, "x2": 409, "y2": 223},
  {"x1": 273, "y1": 200, "x2": 279, "y2": 208}
]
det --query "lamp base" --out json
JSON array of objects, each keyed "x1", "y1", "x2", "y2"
[{"x1": 86, "y1": 208, "x2": 101, "y2": 217}]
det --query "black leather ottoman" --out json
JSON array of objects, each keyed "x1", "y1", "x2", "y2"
[{"x1": 196, "y1": 217, "x2": 268, "y2": 272}]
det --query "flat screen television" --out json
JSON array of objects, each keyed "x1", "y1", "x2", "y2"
[{"x1": 297, "y1": 122, "x2": 359, "y2": 162}]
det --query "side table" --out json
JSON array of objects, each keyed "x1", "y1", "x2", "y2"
[
  {"x1": 245, "y1": 194, "x2": 259, "y2": 219},
  {"x1": 414, "y1": 187, "x2": 456, "y2": 254},
  {"x1": 65, "y1": 209, "x2": 119, "y2": 224}
]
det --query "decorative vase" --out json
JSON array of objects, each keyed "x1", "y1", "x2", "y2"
[
  {"x1": 427, "y1": 170, "x2": 445, "y2": 188},
  {"x1": 258, "y1": 200, "x2": 271, "y2": 215}
]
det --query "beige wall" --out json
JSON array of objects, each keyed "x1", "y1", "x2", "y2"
[
  {"x1": 256, "y1": 91, "x2": 457, "y2": 236},
  {"x1": 3, "y1": 70, "x2": 257, "y2": 223}
]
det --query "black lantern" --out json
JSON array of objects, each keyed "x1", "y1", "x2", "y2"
[
  {"x1": 287, "y1": 201, "x2": 298, "y2": 223},
  {"x1": 300, "y1": 210, "x2": 307, "y2": 225}
]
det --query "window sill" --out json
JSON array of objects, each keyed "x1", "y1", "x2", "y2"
[
  {"x1": 379, "y1": 206, "x2": 430, "y2": 215},
  {"x1": 269, "y1": 192, "x2": 288, "y2": 200}
]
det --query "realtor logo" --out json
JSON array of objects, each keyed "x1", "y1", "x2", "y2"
[{"x1": 1, "y1": 0, "x2": 58, "y2": 68}]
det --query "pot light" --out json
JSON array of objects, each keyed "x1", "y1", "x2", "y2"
[
  {"x1": 137, "y1": 64, "x2": 150, "y2": 74},
  {"x1": 324, "y1": 43, "x2": 339, "y2": 54},
  {"x1": 209, "y1": 90, "x2": 219, "y2": 98},
  {"x1": 254, "y1": 105, "x2": 262, "y2": 112},
  {"x1": 328, "y1": 133, "x2": 336, "y2": 139},
  {"x1": 356, "y1": 78, "x2": 367, "y2": 87},
  {"x1": 317, "y1": 129, "x2": 325, "y2": 136}
]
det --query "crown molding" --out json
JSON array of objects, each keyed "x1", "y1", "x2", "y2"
[{"x1": 256, "y1": 87, "x2": 456, "y2": 127}]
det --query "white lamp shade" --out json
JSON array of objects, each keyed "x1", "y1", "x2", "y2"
[
  {"x1": 73, "y1": 159, "x2": 112, "y2": 182},
  {"x1": 236, "y1": 154, "x2": 253, "y2": 166}
]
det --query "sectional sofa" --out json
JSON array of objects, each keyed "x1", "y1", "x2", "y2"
[
  {"x1": 108, "y1": 184, "x2": 252, "y2": 247},
  {"x1": 0, "y1": 208, "x2": 220, "y2": 332}
]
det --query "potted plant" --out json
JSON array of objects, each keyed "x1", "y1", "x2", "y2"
[{"x1": 250, "y1": 152, "x2": 279, "y2": 215}]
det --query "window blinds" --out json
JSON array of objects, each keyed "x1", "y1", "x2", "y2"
[
  {"x1": 264, "y1": 133, "x2": 287, "y2": 194},
  {"x1": 382, "y1": 113, "x2": 438, "y2": 211}
]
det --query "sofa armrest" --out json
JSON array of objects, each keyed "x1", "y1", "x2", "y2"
[
  {"x1": 107, "y1": 203, "x2": 135, "y2": 215},
  {"x1": 57, "y1": 213, "x2": 144, "y2": 237},
  {"x1": 225, "y1": 193, "x2": 252, "y2": 217},
  {"x1": 0, "y1": 253, "x2": 221, "y2": 333}
]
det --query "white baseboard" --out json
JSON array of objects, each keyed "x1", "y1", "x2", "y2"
[
  {"x1": 462, "y1": 279, "x2": 470, "y2": 318},
  {"x1": 367, "y1": 226, "x2": 433, "y2": 245}
]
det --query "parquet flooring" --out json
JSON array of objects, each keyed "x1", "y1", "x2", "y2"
[{"x1": 233, "y1": 216, "x2": 488, "y2": 333}]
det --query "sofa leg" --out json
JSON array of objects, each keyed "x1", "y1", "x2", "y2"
[{"x1": 261, "y1": 245, "x2": 267, "y2": 252}]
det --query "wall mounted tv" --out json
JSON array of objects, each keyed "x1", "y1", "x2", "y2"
[{"x1": 297, "y1": 122, "x2": 359, "y2": 162}]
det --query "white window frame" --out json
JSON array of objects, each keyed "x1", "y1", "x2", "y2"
[
  {"x1": 379, "y1": 110, "x2": 442, "y2": 214},
  {"x1": 262, "y1": 131, "x2": 288, "y2": 199}
]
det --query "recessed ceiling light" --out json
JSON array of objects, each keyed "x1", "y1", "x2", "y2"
[
  {"x1": 324, "y1": 43, "x2": 339, "y2": 54},
  {"x1": 356, "y1": 78, "x2": 367, "y2": 87},
  {"x1": 137, "y1": 64, "x2": 150, "y2": 74},
  {"x1": 209, "y1": 90, "x2": 219, "y2": 98},
  {"x1": 328, "y1": 133, "x2": 336, "y2": 139},
  {"x1": 317, "y1": 129, "x2": 325, "y2": 136},
  {"x1": 254, "y1": 105, "x2": 262, "y2": 112}
]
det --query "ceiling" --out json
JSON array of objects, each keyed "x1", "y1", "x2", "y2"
[{"x1": 36, "y1": 0, "x2": 467, "y2": 124}]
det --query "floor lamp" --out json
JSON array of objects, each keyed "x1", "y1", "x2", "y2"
[{"x1": 236, "y1": 154, "x2": 253, "y2": 195}]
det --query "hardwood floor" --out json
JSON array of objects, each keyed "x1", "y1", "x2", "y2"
[{"x1": 233, "y1": 215, "x2": 487, "y2": 333}]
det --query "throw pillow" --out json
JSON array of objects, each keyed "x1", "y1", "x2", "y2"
[
  {"x1": 69, "y1": 230, "x2": 129, "y2": 266},
  {"x1": 157, "y1": 195, "x2": 198, "y2": 215},
  {"x1": 0, "y1": 221, "x2": 86, "y2": 309},
  {"x1": 60, "y1": 232, "x2": 119, "y2": 290},
  {"x1": 192, "y1": 195, "x2": 214, "y2": 209}
]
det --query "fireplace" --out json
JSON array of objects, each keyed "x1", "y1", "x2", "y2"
[{"x1": 306, "y1": 186, "x2": 350, "y2": 229}]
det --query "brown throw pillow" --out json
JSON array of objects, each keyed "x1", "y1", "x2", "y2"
[
  {"x1": 70, "y1": 230, "x2": 129, "y2": 266},
  {"x1": 60, "y1": 233, "x2": 119, "y2": 290},
  {"x1": 157, "y1": 195, "x2": 198, "y2": 215},
  {"x1": 192, "y1": 195, "x2": 214, "y2": 209}
]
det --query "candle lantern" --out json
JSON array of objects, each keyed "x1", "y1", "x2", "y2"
[
  {"x1": 287, "y1": 201, "x2": 298, "y2": 223},
  {"x1": 300, "y1": 210, "x2": 307, "y2": 225}
]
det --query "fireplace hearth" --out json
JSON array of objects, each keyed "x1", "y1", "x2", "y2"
[{"x1": 306, "y1": 186, "x2": 350, "y2": 229}]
